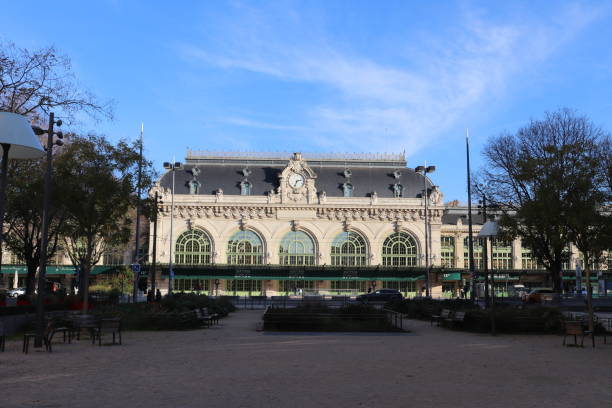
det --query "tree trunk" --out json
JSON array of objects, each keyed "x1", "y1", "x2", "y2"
[
  {"x1": 25, "y1": 262, "x2": 37, "y2": 295},
  {"x1": 585, "y1": 257, "x2": 595, "y2": 337},
  {"x1": 550, "y1": 264, "x2": 563, "y2": 293},
  {"x1": 81, "y1": 265, "x2": 92, "y2": 314}
]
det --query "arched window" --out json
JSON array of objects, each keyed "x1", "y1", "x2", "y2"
[
  {"x1": 227, "y1": 230, "x2": 264, "y2": 265},
  {"x1": 382, "y1": 232, "x2": 418, "y2": 266},
  {"x1": 241, "y1": 181, "x2": 251, "y2": 196},
  {"x1": 175, "y1": 229, "x2": 212, "y2": 264},
  {"x1": 331, "y1": 231, "x2": 367, "y2": 266},
  {"x1": 279, "y1": 231, "x2": 316, "y2": 265}
]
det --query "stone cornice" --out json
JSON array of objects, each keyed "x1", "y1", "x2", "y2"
[{"x1": 159, "y1": 203, "x2": 444, "y2": 222}]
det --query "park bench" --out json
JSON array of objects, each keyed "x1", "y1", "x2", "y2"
[
  {"x1": 23, "y1": 322, "x2": 57, "y2": 354},
  {"x1": 563, "y1": 321, "x2": 592, "y2": 347},
  {"x1": 92, "y1": 318, "x2": 122, "y2": 346},
  {"x1": 442, "y1": 311, "x2": 466, "y2": 329},
  {"x1": 431, "y1": 309, "x2": 451, "y2": 326},
  {"x1": 194, "y1": 309, "x2": 214, "y2": 327},
  {"x1": 69, "y1": 314, "x2": 99, "y2": 341},
  {"x1": 202, "y1": 308, "x2": 220, "y2": 325}
]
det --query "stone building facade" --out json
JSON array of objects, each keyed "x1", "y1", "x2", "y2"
[{"x1": 149, "y1": 151, "x2": 611, "y2": 297}]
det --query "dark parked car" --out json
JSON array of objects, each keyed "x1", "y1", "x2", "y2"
[{"x1": 356, "y1": 289, "x2": 403, "y2": 303}]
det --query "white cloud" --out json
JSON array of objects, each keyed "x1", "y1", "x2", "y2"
[{"x1": 178, "y1": 3, "x2": 603, "y2": 154}]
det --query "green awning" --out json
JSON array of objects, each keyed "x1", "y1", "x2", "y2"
[
  {"x1": 442, "y1": 272, "x2": 462, "y2": 281},
  {"x1": 0, "y1": 265, "x2": 77, "y2": 275}
]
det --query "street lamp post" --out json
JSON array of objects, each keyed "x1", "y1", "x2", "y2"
[
  {"x1": 478, "y1": 219, "x2": 499, "y2": 335},
  {"x1": 163, "y1": 159, "x2": 182, "y2": 296},
  {"x1": 150, "y1": 192, "x2": 162, "y2": 293},
  {"x1": 132, "y1": 124, "x2": 144, "y2": 303},
  {"x1": 32, "y1": 113, "x2": 64, "y2": 346},
  {"x1": 415, "y1": 164, "x2": 435, "y2": 297}
]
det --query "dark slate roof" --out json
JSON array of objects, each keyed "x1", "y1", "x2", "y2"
[
  {"x1": 442, "y1": 212, "x2": 485, "y2": 225},
  {"x1": 159, "y1": 162, "x2": 433, "y2": 198}
]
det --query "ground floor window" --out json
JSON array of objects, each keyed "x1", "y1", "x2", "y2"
[
  {"x1": 174, "y1": 278, "x2": 210, "y2": 292},
  {"x1": 278, "y1": 280, "x2": 316, "y2": 294},
  {"x1": 330, "y1": 280, "x2": 367, "y2": 294},
  {"x1": 227, "y1": 279, "x2": 262, "y2": 295},
  {"x1": 385, "y1": 281, "x2": 417, "y2": 297}
]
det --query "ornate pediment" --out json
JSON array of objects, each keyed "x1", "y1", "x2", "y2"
[{"x1": 278, "y1": 152, "x2": 318, "y2": 204}]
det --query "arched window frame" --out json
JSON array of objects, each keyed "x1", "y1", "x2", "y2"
[
  {"x1": 279, "y1": 230, "x2": 317, "y2": 265},
  {"x1": 381, "y1": 232, "x2": 418, "y2": 267},
  {"x1": 330, "y1": 230, "x2": 367, "y2": 266},
  {"x1": 175, "y1": 229, "x2": 212, "y2": 265},
  {"x1": 227, "y1": 230, "x2": 264, "y2": 265}
]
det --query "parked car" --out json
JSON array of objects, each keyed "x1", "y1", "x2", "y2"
[
  {"x1": 356, "y1": 289, "x2": 403, "y2": 303},
  {"x1": 522, "y1": 288, "x2": 555, "y2": 303},
  {"x1": 8, "y1": 287, "x2": 26, "y2": 297}
]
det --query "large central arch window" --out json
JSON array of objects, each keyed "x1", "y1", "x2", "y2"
[
  {"x1": 381, "y1": 232, "x2": 418, "y2": 267},
  {"x1": 175, "y1": 229, "x2": 211, "y2": 264},
  {"x1": 279, "y1": 231, "x2": 316, "y2": 265},
  {"x1": 227, "y1": 230, "x2": 264, "y2": 265},
  {"x1": 331, "y1": 231, "x2": 367, "y2": 266}
]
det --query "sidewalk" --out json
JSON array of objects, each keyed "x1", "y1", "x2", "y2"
[{"x1": 1, "y1": 310, "x2": 611, "y2": 408}]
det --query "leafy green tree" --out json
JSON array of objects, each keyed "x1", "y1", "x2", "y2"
[
  {"x1": 58, "y1": 134, "x2": 154, "y2": 311},
  {"x1": 4, "y1": 159, "x2": 67, "y2": 294},
  {"x1": 480, "y1": 109, "x2": 610, "y2": 293},
  {"x1": 1, "y1": 41, "x2": 112, "y2": 294}
]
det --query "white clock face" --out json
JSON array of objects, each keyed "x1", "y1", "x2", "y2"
[{"x1": 288, "y1": 173, "x2": 305, "y2": 188}]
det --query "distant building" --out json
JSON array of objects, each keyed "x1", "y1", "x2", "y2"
[{"x1": 149, "y1": 151, "x2": 612, "y2": 297}]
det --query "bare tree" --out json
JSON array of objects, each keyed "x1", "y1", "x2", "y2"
[
  {"x1": 0, "y1": 41, "x2": 112, "y2": 124},
  {"x1": 479, "y1": 108, "x2": 610, "y2": 293}
]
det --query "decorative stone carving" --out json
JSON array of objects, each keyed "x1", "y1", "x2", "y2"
[
  {"x1": 370, "y1": 191, "x2": 378, "y2": 205},
  {"x1": 291, "y1": 220, "x2": 300, "y2": 231},
  {"x1": 318, "y1": 190, "x2": 327, "y2": 204},
  {"x1": 215, "y1": 189, "x2": 224, "y2": 203},
  {"x1": 239, "y1": 218, "x2": 247, "y2": 231},
  {"x1": 430, "y1": 186, "x2": 443, "y2": 205},
  {"x1": 279, "y1": 152, "x2": 318, "y2": 204}
]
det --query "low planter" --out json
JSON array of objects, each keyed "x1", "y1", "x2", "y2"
[{"x1": 263, "y1": 305, "x2": 402, "y2": 332}]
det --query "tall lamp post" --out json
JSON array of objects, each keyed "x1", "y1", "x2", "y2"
[
  {"x1": 415, "y1": 164, "x2": 435, "y2": 297},
  {"x1": 478, "y1": 220, "x2": 499, "y2": 335},
  {"x1": 150, "y1": 191, "x2": 162, "y2": 293},
  {"x1": 163, "y1": 159, "x2": 181, "y2": 296},
  {"x1": 132, "y1": 124, "x2": 144, "y2": 303},
  {"x1": 0, "y1": 112, "x2": 45, "y2": 282},
  {"x1": 32, "y1": 113, "x2": 64, "y2": 346}
]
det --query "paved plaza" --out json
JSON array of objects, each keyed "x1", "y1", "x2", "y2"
[{"x1": 1, "y1": 311, "x2": 611, "y2": 408}]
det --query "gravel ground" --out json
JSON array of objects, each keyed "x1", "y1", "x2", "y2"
[{"x1": 0, "y1": 311, "x2": 611, "y2": 408}]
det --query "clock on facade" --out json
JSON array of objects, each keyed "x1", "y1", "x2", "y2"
[{"x1": 288, "y1": 172, "x2": 305, "y2": 188}]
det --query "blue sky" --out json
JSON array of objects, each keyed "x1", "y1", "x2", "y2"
[{"x1": 2, "y1": 1, "x2": 611, "y2": 201}]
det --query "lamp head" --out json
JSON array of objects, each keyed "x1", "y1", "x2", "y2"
[
  {"x1": 414, "y1": 165, "x2": 425, "y2": 173},
  {"x1": 174, "y1": 162, "x2": 182, "y2": 169},
  {"x1": 426, "y1": 165, "x2": 436, "y2": 173},
  {"x1": 163, "y1": 162, "x2": 172, "y2": 169}
]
